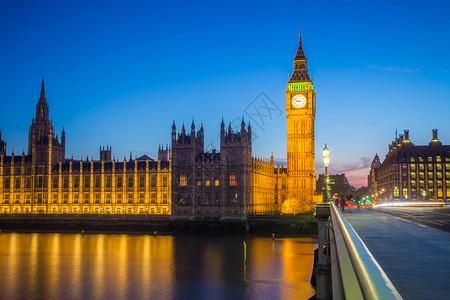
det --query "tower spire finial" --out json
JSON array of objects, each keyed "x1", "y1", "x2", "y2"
[{"x1": 40, "y1": 75, "x2": 45, "y2": 100}]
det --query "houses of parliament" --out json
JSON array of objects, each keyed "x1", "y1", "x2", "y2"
[{"x1": 0, "y1": 35, "x2": 318, "y2": 218}]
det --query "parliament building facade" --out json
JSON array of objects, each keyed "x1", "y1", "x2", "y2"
[{"x1": 0, "y1": 35, "x2": 317, "y2": 217}]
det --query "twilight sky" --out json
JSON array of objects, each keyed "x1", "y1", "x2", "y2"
[{"x1": 1, "y1": 0, "x2": 449, "y2": 187}]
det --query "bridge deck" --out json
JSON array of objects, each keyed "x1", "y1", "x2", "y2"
[{"x1": 344, "y1": 207, "x2": 450, "y2": 300}]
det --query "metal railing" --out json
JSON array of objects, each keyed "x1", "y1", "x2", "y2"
[{"x1": 329, "y1": 203, "x2": 403, "y2": 300}]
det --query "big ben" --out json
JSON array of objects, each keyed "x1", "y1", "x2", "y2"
[{"x1": 286, "y1": 33, "x2": 316, "y2": 212}]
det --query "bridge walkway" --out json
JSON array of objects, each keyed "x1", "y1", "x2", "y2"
[{"x1": 344, "y1": 208, "x2": 450, "y2": 300}]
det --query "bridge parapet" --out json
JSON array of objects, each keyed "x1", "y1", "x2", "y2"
[{"x1": 327, "y1": 203, "x2": 403, "y2": 300}]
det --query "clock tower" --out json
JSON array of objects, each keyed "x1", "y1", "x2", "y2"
[{"x1": 286, "y1": 33, "x2": 316, "y2": 212}]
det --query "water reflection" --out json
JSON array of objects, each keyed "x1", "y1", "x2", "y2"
[{"x1": 0, "y1": 233, "x2": 316, "y2": 299}]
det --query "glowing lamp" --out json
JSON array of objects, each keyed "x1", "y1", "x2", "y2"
[
  {"x1": 323, "y1": 144, "x2": 330, "y2": 168},
  {"x1": 322, "y1": 144, "x2": 331, "y2": 203}
]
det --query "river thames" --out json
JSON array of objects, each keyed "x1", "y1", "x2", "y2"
[{"x1": 0, "y1": 233, "x2": 316, "y2": 299}]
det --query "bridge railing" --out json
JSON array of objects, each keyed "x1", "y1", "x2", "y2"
[{"x1": 329, "y1": 203, "x2": 403, "y2": 300}]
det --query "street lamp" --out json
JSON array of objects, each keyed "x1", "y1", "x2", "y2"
[{"x1": 322, "y1": 144, "x2": 330, "y2": 203}]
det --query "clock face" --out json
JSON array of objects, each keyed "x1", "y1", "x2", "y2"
[{"x1": 292, "y1": 94, "x2": 307, "y2": 108}]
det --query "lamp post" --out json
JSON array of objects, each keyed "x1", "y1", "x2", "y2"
[
  {"x1": 315, "y1": 144, "x2": 332, "y2": 299},
  {"x1": 322, "y1": 144, "x2": 330, "y2": 203}
]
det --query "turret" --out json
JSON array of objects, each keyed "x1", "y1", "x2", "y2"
[
  {"x1": 0, "y1": 131, "x2": 6, "y2": 155},
  {"x1": 220, "y1": 117, "x2": 225, "y2": 136},
  {"x1": 191, "y1": 119, "x2": 195, "y2": 137}
]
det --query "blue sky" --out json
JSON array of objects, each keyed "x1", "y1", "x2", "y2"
[{"x1": 1, "y1": 0, "x2": 449, "y2": 186}]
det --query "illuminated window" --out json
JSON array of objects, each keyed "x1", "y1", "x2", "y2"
[
  {"x1": 402, "y1": 189, "x2": 408, "y2": 198},
  {"x1": 180, "y1": 175, "x2": 187, "y2": 186},
  {"x1": 437, "y1": 172, "x2": 443, "y2": 179},
  {"x1": 411, "y1": 165, "x2": 416, "y2": 171},
  {"x1": 419, "y1": 164, "x2": 424, "y2": 171},
  {"x1": 229, "y1": 174, "x2": 237, "y2": 186},
  {"x1": 206, "y1": 179, "x2": 211, "y2": 186},
  {"x1": 437, "y1": 156, "x2": 441, "y2": 162},
  {"x1": 438, "y1": 189, "x2": 443, "y2": 197},
  {"x1": 410, "y1": 172, "x2": 416, "y2": 179},
  {"x1": 215, "y1": 180, "x2": 220, "y2": 186}
]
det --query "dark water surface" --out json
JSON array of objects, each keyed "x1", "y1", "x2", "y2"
[{"x1": 0, "y1": 233, "x2": 316, "y2": 299}]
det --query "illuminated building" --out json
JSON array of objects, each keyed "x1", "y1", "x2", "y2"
[
  {"x1": 370, "y1": 129, "x2": 450, "y2": 201},
  {"x1": 285, "y1": 33, "x2": 316, "y2": 212},
  {"x1": 0, "y1": 34, "x2": 316, "y2": 216},
  {"x1": 0, "y1": 79, "x2": 171, "y2": 215}
]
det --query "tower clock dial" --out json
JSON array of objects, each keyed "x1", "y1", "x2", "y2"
[{"x1": 292, "y1": 94, "x2": 307, "y2": 108}]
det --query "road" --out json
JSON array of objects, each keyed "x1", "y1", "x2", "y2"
[
  {"x1": 373, "y1": 205, "x2": 450, "y2": 232},
  {"x1": 344, "y1": 208, "x2": 450, "y2": 299}
]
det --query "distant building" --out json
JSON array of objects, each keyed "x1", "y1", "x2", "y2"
[
  {"x1": 370, "y1": 129, "x2": 450, "y2": 201},
  {"x1": 368, "y1": 154, "x2": 381, "y2": 195},
  {"x1": 316, "y1": 174, "x2": 352, "y2": 196}
]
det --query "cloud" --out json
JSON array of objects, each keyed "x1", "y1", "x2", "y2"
[
  {"x1": 369, "y1": 65, "x2": 421, "y2": 74},
  {"x1": 326, "y1": 156, "x2": 372, "y2": 174}
]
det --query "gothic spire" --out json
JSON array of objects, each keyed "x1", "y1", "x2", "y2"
[
  {"x1": 35, "y1": 76, "x2": 49, "y2": 122},
  {"x1": 294, "y1": 32, "x2": 306, "y2": 61},
  {"x1": 40, "y1": 76, "x2": 46, "y2": 100},
  {"x1": 289, "y1": 32, "x2": 311, "y2": 83}
]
